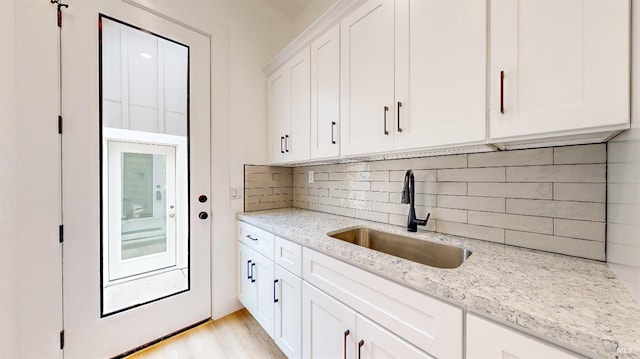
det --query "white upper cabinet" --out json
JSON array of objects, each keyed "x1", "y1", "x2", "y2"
[
  {"x1": 268, "y1": 47, "x2": 311, "y2": 164},
  {"x1": 340, "y1": 0, "x2": 487, "y2": 157},
  {"x1": 394, "y1": 0, "x2": 487, "y2": 150},
  {"x1": 340, "y1": 0, "x2": 396, "y2": 156},
  {"x1": 490, "y1": 0, "x2": 630, "y2": 142},
  {"x1": 310, "y1": 24, "x2": 341, "y2": 160}
]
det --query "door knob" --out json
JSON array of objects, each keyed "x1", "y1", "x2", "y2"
[{"x1": 198, "y1": 212, "x2": 208, "y2": 220}]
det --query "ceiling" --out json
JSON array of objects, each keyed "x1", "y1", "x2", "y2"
[{"x1": 261, "y1": 0, "x2": 313, "y2": 19}]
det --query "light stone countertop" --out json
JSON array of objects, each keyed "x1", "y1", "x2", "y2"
[{"x1": 237, "y1": 208, "x2": 640, "y2": 359}]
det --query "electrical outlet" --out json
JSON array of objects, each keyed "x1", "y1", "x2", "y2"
[{"x1": 308, "y1": 171, "x2": 314, "y2": 183}]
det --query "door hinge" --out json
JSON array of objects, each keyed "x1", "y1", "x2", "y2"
[
  {"x1": 59, "y1": 330, "x2": 64, "y2": 350},
  {"x1": 59, "y1": 225, "x2": 64, "y2": 243},
  {"x1": 58, "y1": 115, "x2": 63, "y2": 134}
]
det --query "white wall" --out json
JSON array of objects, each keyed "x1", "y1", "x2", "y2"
[
  {"x1": 290, "y1": 0, "x2": 337, "y2": 39},
  {"x1": 607, "y1": 0, "x2": 640, "y2": 303},
  {"x1": 1, "y1": 0, "x2": 292, "y2": 357},
  {"x1": 0, "y1": 1, "x2": 19, "y2": 358}
]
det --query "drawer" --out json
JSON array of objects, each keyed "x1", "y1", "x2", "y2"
[
  {"x1": 274, "y1": 236, "x2": 302, "y2": 277},
  {"x1": 239, "y1": 221, "x2": 275, "y2": 260},
  {"x1": 303, "y1": 247, "x2": 463, "y2": 359}
]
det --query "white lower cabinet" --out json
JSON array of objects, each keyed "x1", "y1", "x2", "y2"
[
  {"x1": 237, "y1": 242, "x2": 274, "y2": 338},
  {"x1": 466, "y1": 314, "x2": 583, "y2": 359},
  {"x1": 302, "y1": 282, "x2": 357, "y2": 359},
  {"x1": 302, "y1": 282, "x2": 432, "y2": 359},
  {"x1": 356, "y1": 315, "x2": 433, "y2": 359},
  {"x1": 274, "y1": 265, "x2": 302, "y2": 359}
]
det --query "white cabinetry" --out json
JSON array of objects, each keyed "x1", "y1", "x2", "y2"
[
  {"x1": 237, "y1": 222, "x2": 302, "y2": 358},
  {"x1": 302, "y1": 282, "x2": 433, "y2": 359},
  {"x1": 490, "y1": 0, "x2": 630, "y2": 146},
  {"x1": 268, "y1": 47, "x2": 311, "y2": 164},
  {"x1": 237, "y1": 242, "x2": 274, "y2": 337},
  {"x1": 310, "y1": 24, "x2": 341, "y2": 160},
  {"x1": 467, "y1": 314, "x2": 583, "y2": 359},
  {"x1": 340, "y1": 0, "x2": 487, "y2": 157},
  {"x1": 303, "y1": 247, "x2": 463, "y2": 358}
]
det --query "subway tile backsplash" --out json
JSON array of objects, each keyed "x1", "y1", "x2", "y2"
[{"x1": 245, "y1": 144, "x2": 607, "y2": 261}]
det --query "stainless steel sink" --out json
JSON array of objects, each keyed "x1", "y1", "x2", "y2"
[{"x1": 328, "y1": 227, "x2": 471, "y2": 269}]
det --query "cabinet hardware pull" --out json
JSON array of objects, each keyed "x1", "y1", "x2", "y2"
[
  {"x1": 357, "y1": 339, "x2": 364, "y2": 359},
  {"x1": 500, "y1": 70, "x2": 505, "y2": 114},
  {"x1": 383, "y1": 106, "x2": 389, "y2": 135},
  {"x1": 343, "y1": 330, "x2": 350, "y2": 359},
  {"x1": 285, "y1": 135, "x2": 290, "y2": 152},
  {"x1": 247, "y1": 260, "x2": 252, "y2": 280},
  {"x1": 250, "y1": 262, "x2": 256, "y2": 283},
  {"x1": 331, "y1": 121, "x2": 336, "y2": 144},
  {"x1": 246, "y1": 234, "x2": 258, "y2": 241},
  {"x1": 273, "y1": 279, "x2": 279, "y2": 303},
  {"x1": 397, "y1": 102, "x2": 402, "y2": 132},
  {"x1": 280, "y1": 136, "x2": 284, "y2": 153}
]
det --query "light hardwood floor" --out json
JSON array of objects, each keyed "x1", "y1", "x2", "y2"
[{"x1": 126, "y1": 309, "x2": 286, "y2": 359}]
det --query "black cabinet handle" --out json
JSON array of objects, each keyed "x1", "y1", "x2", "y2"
[
  {"x1": 273, "y1": 279, "x2": 279, "y2": 303},
  {"x1": 285, "y1": 135, "x2": 290, "y2": 152},
  {"x1": 343, "y1": 329, "x2": 350, "y2": 359},
  {"x1": 280, "y1": 136, "x2": 284, "y2": 153},
  {"x1": 246, "y1": 260, "x2": 252, "y2": 280},
  {"x1": 500, "y1": 70, "x2": 505, "y2": 114},
  {"x1": 250, "y1": 263, "x2": 256, "y2": 283},
  {"x1": 357, "y1": 339, "x2": 364, "y2": 359},
  {"x1": 331, "y1": 121, "x2": 336, "y2": 144},
  {"x1": 246, "y1": 234, "x2": 258, "y2": 241},
  {"x1": 397, "y1": 102, "x2": 402, "y2": 132},
  {"x1": 383, "y1": 106, "x2": 389, "y2": 135},
  {"x1": 198, "y1": 211, "x2": 208, "y2": 220}
]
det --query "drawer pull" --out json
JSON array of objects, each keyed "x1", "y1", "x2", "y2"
[
  {"x1": 273, "y1": 279, "x2": 279, "y2": 303},
  {"x1": 500, "y1": 70, "x2": 505, "y2": 114},
  {"x1": 250, "y1": 262, "x2": 256, "y2": 283},
  {"x1": 357, "y1": 339, "x2": 364, "y2": 359},
  {"x1": 343, "y1": 329, "x2": 350, "y2": 359},
  {"x1": 246, "y1": 260, "x2": 252, "y2": 280},
  {"x1": 397, "y1": 101, "x2": 402, "y2": 132},
  {"x1": 246, "y1": 234, "x2": 258, "y2": 241},
  {"x1": 383, "y1": 106, "x2": 389, "y2": 135},
  {"x1": 280, "y1": 136, "x2": 284, "y2": 153},
  {"x1": 331, "y1": 121, "x2": 337, "y2": 144}
]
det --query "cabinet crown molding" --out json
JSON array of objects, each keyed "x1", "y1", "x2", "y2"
[{"x1": 263, "y1": 0, "x2": 364, "y2": 75}]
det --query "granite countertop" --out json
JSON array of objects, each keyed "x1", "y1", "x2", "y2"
[{"x1": 237, "y1": 208, "x2": 640, "y2": 359}]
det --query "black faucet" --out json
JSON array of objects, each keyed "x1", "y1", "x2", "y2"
[{"x1": 401, "y1": 170, "x2": 430, "y2": 232}]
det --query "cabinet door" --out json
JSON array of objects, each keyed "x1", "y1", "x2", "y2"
[
  {"x1": 490, "y1": 0, "x2": 629, "y2": 140},
  {"x1": 268, "y1": 67, "x2": 290, "y2": 164},
  {"x1": 340, "y1": 0, "x2": 395, "y2": 156},
  {"x1": 395, "y1": 0, "x2": 486, "y2": 150},
  {"x1": 467, "y1": 314, "x2": 583, "y2": 359},
  {"x1": 303, "y1": 282, "x2": 357, "y2": 359},
  {"x1": 289, "y1": 47, "x2": 311, "y2": 162},
  {"x1": 311, "y1": 24, "x2": 341, "y2": 159},
  {"x1": 254, "y1": 251, "x2": 275, "y2": 338},
  {"x1": 237, "y1": 242, "x2": 256, "y2": 312},
  {"x1": 357, "y1": 315, "x2": 434, "y2": 359},
  {"x1": 274, "y1": 266, "x2": 302, "y2": 359}
]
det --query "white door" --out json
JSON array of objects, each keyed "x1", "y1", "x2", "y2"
[
  {"x1": 340, "y1": 0, "x2": 395, "y2": 156},
  {"x1": 356, "y1": 314, "x2": 434, "y2": 359},
  {"x1": 288, "y1": 47, "x2": 311, "y2": 162},
  {"x1": 275, "y1": 265, "x2": 302, "y2": 358},
  {"x1": 394, "y1": 0, "x2": 486, "y2": 150},
  {"x1": 268, "y1": 67, "x2": 290, "y2": 164},
  {"x1": 238, "y1": 242, "x2": 257, "y2": 312},
  {"x1": 61, "y1": 2, "x2": 211, "y2": 357},
  {"x1": 254, "y1": 251, "x2": 276, "y2": 337},
  {"x1": 490, "y1": 0, "x2": 629, "y2": 140},
  {"x1": 311, "y1": 24, "x2": 341, "y2": 160},
  {"x1": 303, "y1": 282, "x2": 357, "y2": 359}
]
